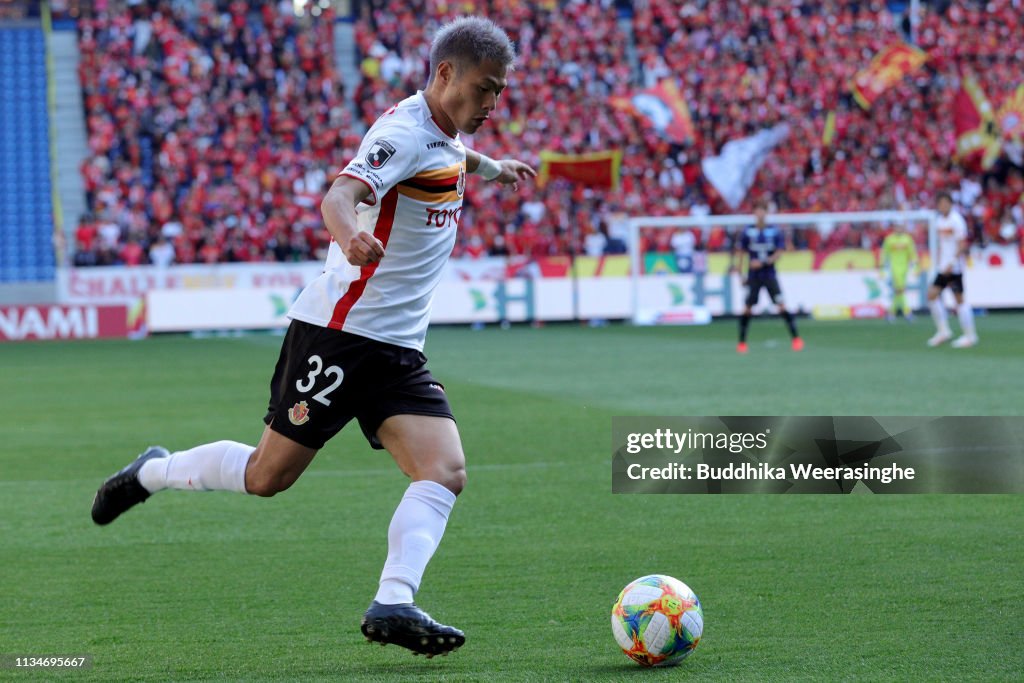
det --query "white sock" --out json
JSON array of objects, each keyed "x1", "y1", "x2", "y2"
[
  {"x1": 138, "y1": 440, "x2": 254, "y2": 494},
  {"x1": 929, "y1": 299, "x2": 950, "y2": 334},
  {"x1": 957, "y1": 303, "x2": 977, "y2": 338},
  {"x1": 375, "y1": 480, "x2": 457, "y2": 605}
]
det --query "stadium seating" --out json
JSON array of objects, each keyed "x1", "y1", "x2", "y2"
[
  {"x1": 353, "y1": 0, "x2": 1023, "y2": 258},
  {"x1": 0, "y1": 26, "x2": 56, "y2": 282},
  {"x1": 75, "y1": 2, "x2": 349, "y2": 266},
  {"x1": 72, "y1": 1, "x2": 1023, "y2": 264}
]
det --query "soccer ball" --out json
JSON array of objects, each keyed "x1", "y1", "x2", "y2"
[{"x1": 611, "y1": 574, "x2": 703, "y2": 667}]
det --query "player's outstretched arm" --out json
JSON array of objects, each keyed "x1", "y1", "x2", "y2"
[
  {"x1": 466, "y1": 147, "x2": 536, "y2": 190},
  {"x1": 321, "y1": 175, "x2": 384, "y2": 267}
]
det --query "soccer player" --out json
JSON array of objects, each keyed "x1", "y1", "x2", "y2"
[
  {"x1": 731, "y1": 201, "x2": 803, "y2": 353},
  {"x1": 879, "y1": 222, "x2": 918, "y2": 322},
  {"x1": 90, "y1": 17, "x2": 535, "y2": 657},
  {"x1": 927, "y1": 192, "x2": 978, "y2": 347}
]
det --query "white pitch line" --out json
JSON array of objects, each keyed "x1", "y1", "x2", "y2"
[{"x1": 304, "y1": 460, "x2": 576, "y2": 478}]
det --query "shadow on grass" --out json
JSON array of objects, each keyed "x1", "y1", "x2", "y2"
[{"x1": 582, "y1": 661, "x2": 702, "y2": 677}]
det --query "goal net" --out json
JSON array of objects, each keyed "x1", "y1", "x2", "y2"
[{"x1": 625, "y1": 210, "x2": 937, "y2": 324}]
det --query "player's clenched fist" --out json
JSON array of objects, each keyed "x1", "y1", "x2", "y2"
[{"x1": 344, "y1": 231, "x2": 385, "y2": 266}]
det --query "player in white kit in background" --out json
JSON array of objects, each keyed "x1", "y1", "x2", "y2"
[
  {"x1": 90, "y1": 17, "x2": 536, "y2": 658},
  {"x1": 927, "y1": 192, "x2": 978, "y2": 348}
]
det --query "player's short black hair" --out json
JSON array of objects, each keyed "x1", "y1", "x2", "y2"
[
  {"x1": 936, "y1": 191, "x2": 953, "y2": 203},
  {"x1": 429, "y1": 17, "x2": 516, "y2": 80},
  {"x1": 753, "y1": 199, "x2": 769, "y2": 210}
]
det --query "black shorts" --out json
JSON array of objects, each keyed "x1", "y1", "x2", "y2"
[
  {"x1": 932, "y1": 272, "x2": 964, "y2": 294},
  {"x1": 264, "y1": 320, "x2": 454, "y2": 450},
  {"x1": 745, "y1": 274, "x2": 783, "y2": 307}
]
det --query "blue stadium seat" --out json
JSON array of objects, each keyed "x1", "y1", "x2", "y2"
[{"x1": 0, "y1": 27, "x2": 54, "y2": 283}]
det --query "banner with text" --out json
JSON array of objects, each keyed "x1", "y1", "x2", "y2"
[
  {"x1": 0, "y1": 304, "x2": 138, "y2": 341},
  {"x1": 142, "y1": 268, "x2": 1022, "y2": 331},
  {"x1": 60, "y1": 258, "x2": 1024, "y2": 332},
  {"x1": 58, "y1": 263, "x2": 324, "y2": 305}
]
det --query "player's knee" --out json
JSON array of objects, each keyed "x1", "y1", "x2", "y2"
[
  {"x1": 245, "y1": 468, "x2": 294, "y2": 497},
  {"x1": 443, "y1": 465, "x2": 466, "y2": 496},
  {"x1": 420, "y1": 460, "x2": 466, "y2": 496},
  {"x1": 246, "y1": 475, "x2": 277, "y2": 497}
]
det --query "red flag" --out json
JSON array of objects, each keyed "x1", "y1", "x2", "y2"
[
  {"x1": 850, "y1": 43, "x2": 928, "y2": 110},
  {"x1": 537, "y1": 150, "x2": 623, "y2": 190},
  {"x1": 611, "y1": 80, "x2": 695, "y2": 144},
  {"x1": 954, "y1": 73, "x2": 1002, "y2": 170}
]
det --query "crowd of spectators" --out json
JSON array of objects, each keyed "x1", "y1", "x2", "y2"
[
  {"x1": 354, "y1": 0, "x2": 1023, "y2": 260},
  {"x1": 73, "y1": 0, "x2": 1024, "y2": 267},
  {"x1": 73, "y1": 0, "x2": 354, "y2": 267}
]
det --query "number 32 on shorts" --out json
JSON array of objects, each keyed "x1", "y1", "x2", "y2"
[{"x1": 295, "y1": 354, "x2": 344, "y2": 406}]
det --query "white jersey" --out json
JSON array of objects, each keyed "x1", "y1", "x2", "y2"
[
  {"x1": 934, "y1": 209, "x2": 968, "y2": 273},
  {"x1": 289, "y1": 92, "x2": 467, "y2": 351}
]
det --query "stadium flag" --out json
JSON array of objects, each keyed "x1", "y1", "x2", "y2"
[
  {"x1": 997, "y1": 84, "x2": 1024, "y2": 140},
  {"x1": 954, "y1": 72, "x2": 1002, "y2": 171},
  {"x1": 822, "y1": 109, "x2": 837, "y2": 147},
  {"x1": 537, "y1": 150, "x2": 623, "y2": 190},
  {"x1": 610, "y1": 80, "x2": 696, "y2": 144},
  {"x1": 701, "y1": 124, "x2": 789, "y2": 209},
  {"x1": 849, "y1": 43, "x2": 928, "y2": 110}
]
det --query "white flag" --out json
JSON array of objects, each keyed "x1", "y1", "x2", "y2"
[{"x1": 701, "y1": 124, "x2": 789, "y2": 209}]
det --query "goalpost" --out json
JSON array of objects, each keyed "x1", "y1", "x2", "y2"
[{"x1": 626, "y1": 210, "x2": 937, "y2": 324}]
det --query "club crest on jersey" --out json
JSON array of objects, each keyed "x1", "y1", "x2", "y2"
[
  {"x1": 289, "y1": 401, "x2": 311, "y2": 426},
  {"x1": 456, "y1": 164, "x2": 466, "y2": 197},
  {"x1": 366, "y1": 140, "x2": 396, "y2": 169}
]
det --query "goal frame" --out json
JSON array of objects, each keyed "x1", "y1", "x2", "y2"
[{"x1": 626, "y1": 210, "x2": 937, "y2": 323}]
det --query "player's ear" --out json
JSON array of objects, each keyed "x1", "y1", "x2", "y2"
[{"x1": 436, "y1": 61, "x2": 454, "y2": 87}]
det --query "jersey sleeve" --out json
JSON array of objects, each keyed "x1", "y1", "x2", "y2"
[
  {"x1": 774, "y1": 229, "x2": 785, "y2": 250},
  {"x1": 339, "y1": 124, "x2": 420, "y2": 206}
]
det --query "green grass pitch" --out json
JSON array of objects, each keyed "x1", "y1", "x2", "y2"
[{"x1": 2, "y1": 315, "x2": 1022, "y2": 681}]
